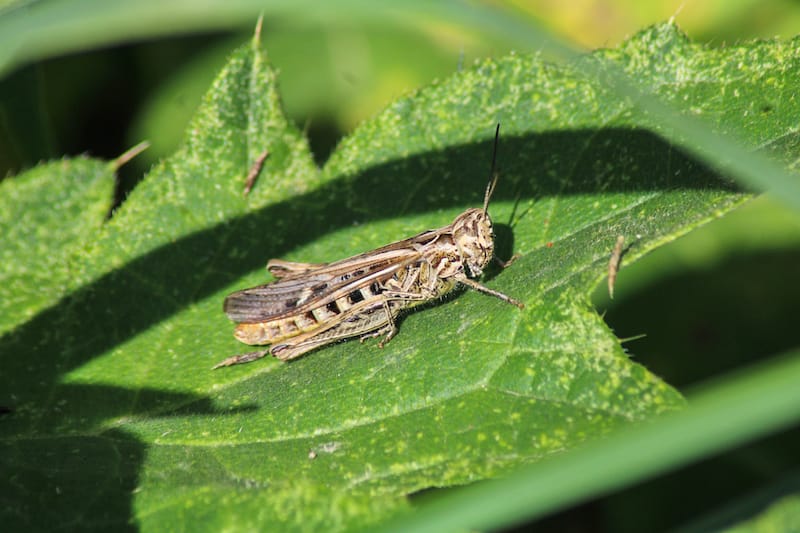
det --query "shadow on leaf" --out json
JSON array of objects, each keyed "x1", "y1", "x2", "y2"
[{"x1": 0, "y1": 128, "x2": 737, "y2": 529}]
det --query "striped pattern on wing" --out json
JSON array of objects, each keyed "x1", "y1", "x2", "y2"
[{"x1": 223, "y1": 229, "x2": 443, "y2": 323}]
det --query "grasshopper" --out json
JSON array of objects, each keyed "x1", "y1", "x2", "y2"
[{"x1": 215, "y1": 125, "x2": 523, "y2": 368}]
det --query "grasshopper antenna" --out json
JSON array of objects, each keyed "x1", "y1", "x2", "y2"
[{"x1": 483, "y1": 123, "x2": 501, "y2": 213}]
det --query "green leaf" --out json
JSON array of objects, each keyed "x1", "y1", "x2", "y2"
[
  {"x1": 725, "y1": 494, "x2": 800, "y2": 533},
  {"x1": 0, "y1": 157, "x2": 114, "y2": 335},
  {"x1": 377, "y1": 349, "x2": 800, "y2": 533},
  {"x1": 2, "y1": 23, "x2": 797, "y2": 531}
]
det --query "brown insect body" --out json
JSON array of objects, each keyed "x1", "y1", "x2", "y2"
[{"x1": 216, "y1": 126, "x2": 523, "y2": 368}]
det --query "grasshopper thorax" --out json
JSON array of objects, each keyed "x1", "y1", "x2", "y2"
[{"x1": 452, "y1": 207, "x2": 494, "y2": 278}]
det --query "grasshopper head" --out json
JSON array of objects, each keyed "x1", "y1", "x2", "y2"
[
  {"x1": 453, "y1": 207, "x2": 494, "y2": 277},
  {"x1": 453, "y1": 123, "x2": 504, "y2": 278}
]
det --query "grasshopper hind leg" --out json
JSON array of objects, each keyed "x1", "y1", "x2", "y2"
[
  {"x1": 358, "y1": 322, "x2": 397, "y2": 348},
  {"x1": 358, "y1": 300, "x2": 399, "y2": 348},
  {"x1": 212, "y1": 349, "x2": 270, "y2": 369}
]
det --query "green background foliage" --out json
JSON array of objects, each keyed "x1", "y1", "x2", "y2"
[{"x1": 1, "y1": 2, "x2": 799, "y2": 532}]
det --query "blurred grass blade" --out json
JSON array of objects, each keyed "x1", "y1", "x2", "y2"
[
  {"x1": 1, "y1": 3, "x2": 797, "y2": 208},
  {"x1": 376, "y1": 350, "x2": 800, "y2": 533},
  {"x1": 0, "y1": 0, "x2": 545, "y2": 77}
]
